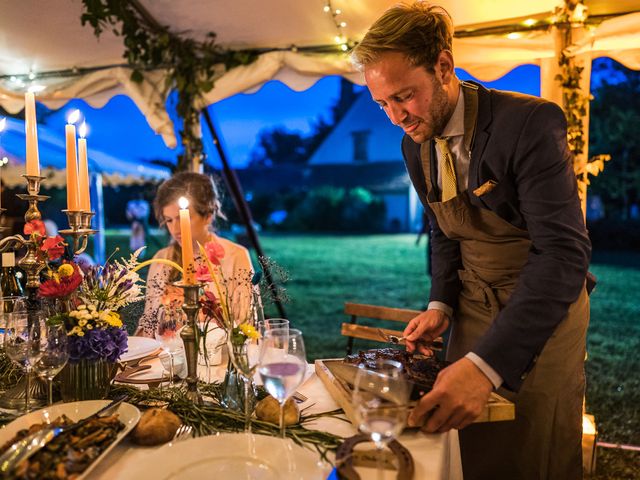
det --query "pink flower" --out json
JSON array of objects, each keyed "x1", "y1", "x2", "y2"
[
  {"x1": 24, "y1": 220, "x2": 45, "y2": 236},
  {"x1": 200, "y1": 291, "x2": 224, "y2": 329},
  {"x1": 204, "y1": 241, "x2": 225, "y2": 266},
  {"x1": 41, "y1": 235, "x2": 66, "y2": 261},
  {"x1": 195, "y1": 263, "x2": 212, "y2": 282}
]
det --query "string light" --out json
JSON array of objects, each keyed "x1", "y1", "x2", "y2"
[{"x1": 323, "y1": 1, "x2": 350, "y2": 52}]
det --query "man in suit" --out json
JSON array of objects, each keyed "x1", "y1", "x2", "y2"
[{"x1": 352, "y1": 3, "x2": 591, "y2": 479}]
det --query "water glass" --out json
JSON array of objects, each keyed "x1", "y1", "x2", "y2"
[
  {"x1": 353, "y1": 359, "x2": 410, "y2": 480},
  {"x1": 4, "y1": 312, "x2": 45, "y2": 412},
  {"x1": 228, "y1": 335, "x2": 261, "y2": 432},
  {"x1": 34, "y1": 323, "x2": 69, "y2": 405},
  {"x1": 257, "y1": 318, "x2": 289, "y2": 339},
  {"x1": 258, "y1": 327, "x2": 306, "y2": 438},
  {"x1": 155, "y1": 306, "x2": 185, "y2": 384}
]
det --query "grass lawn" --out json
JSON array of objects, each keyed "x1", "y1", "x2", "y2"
[{"x1": 107, "y1": 231, "x2": 640, "y2": 478}]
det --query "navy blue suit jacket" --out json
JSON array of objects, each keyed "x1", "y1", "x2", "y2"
[{"x1": 401, "y1": 83, "x2": 591, "y2": 391}]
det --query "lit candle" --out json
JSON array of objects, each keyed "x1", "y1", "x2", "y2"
[
  {"x1": 65, "y1": 110, "x2": 80, "y2": 211},
  {"x1": 24, "y1": 93, "x2": 40, "y2": 177},
  {"x1": 178, "y1": 196, "x2": 195, "y2": 284},
  {"x1": 77, "y1": 122, "x2": 91, "y2": 212},
  {"x1": 0, "y1": 118, "x2": 5, "y2": 210}
]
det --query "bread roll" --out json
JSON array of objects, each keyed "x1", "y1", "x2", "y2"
[
  {"x1": 131, "y1": 408, "x2": 182, "y2": 446},
  {"x1": 255, "y1": 395, "x2": 300, "y2": 425}
]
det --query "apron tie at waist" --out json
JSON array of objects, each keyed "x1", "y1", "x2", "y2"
[{"x1": 458, "y1": 269, "x2": 517, "y2": 319}]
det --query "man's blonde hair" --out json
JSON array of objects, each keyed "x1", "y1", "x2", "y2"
[{"x1": 351, "y1": 2, "x2": 453, "y2": 72}]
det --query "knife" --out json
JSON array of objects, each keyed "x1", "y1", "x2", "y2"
[{"x1": 0, "y1": 395, "x2": 128, "y2": 473}]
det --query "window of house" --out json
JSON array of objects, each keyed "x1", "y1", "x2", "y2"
[{"x1": 351, "y1": 130, "x2": 371, "y2": 162}]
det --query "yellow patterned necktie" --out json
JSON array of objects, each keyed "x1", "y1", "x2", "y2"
[{"x1": 434, "y1": 137, "x2": 457, "y2": 202}]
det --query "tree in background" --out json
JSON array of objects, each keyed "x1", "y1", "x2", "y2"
[{"x1": 589, "y1": 59, "x2": 640, "y2": 220}]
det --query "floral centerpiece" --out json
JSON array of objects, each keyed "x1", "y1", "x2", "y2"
[
  {"x1": 197, "y1": 239, "x2": 261, "y2": 410},
  {"x1": 36, "y1": 228, "x2": 146, "y2": 400}
]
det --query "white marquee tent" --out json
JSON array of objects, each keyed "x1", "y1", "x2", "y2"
[{"x1": 1, "y1": 0, "x2": 640, "y2": 152}]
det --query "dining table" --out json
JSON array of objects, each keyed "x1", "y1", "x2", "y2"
[{"x1": 87, "y1": 347, "x2": 464, "y2": 480}]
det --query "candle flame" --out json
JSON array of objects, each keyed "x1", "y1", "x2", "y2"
[
  {"x1": 79, "y1": 122, "x2": 88, "y2": 138},
  {"x1": 178, "y1": 196, "x2": 189, "y2": 209},
  {"x1": 0, "y1": 117, "x2": 5, "y2": 132},
  {"x1": 67, "y1": 109, "x2": 81, "y2": 125}
]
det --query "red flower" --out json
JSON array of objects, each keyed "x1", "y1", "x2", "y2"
[
  {"x1": 204, "y1": 241, "x2": 225, "y2": 266},
  {"x1": 195, "y1": 263, "x2": 212, "y2": 283},
  {"x1": 200, "y1": 291, "x2": 224, "y2": 329},
  {"x1": 24, "y1": 220, "x2": 45, "y2": 236},
  {"x1": 41, "y1": 235, "x2": 66, "y2": 261},
  {"x1": 39, "y1": 263, "x2": 82, "y2": 298}
]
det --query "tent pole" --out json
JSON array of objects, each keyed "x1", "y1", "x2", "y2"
[
  {"x1": 91, "y1": 173, "x2": 106, "y2": 264},
  {"x1": 201, "y1": 107, "x2": 287, "y2": 320}
]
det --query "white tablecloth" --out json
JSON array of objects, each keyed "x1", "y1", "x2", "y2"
[{"x1": 91, "y1": 357, "x2": 462, "y2": 480}]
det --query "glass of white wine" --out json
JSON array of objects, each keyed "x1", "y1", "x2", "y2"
[
  {"x1": 352, "y1": 359, "x2": 410, "y2": 480},
  {"x1": 258, "y1": 327, "x2": 306, "y2": 438}
]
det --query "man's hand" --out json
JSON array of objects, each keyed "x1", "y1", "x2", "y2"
[
  {"x1": 407, "y1": 358, "x2": 493, "y2": 432},
  {"x1": 403, "y1": 309, "x2": 449, "y2": 355}
]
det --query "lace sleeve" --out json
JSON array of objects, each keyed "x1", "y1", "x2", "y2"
[{"x1": 137, "y1": 260, "x2": 169, "y2": 337}]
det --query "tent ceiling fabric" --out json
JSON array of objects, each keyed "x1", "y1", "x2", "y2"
[{"x1": 1, "y1": 0, "x2": 640, "y2": 149}]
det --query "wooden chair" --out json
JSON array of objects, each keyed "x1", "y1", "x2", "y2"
[{"x1": 341, "y1": 302, "x2": 422, "y2": 355}]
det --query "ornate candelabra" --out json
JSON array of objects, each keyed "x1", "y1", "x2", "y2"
[
  {"x1": 0, "y1": 175, "x2": 96, "y2": 408},
  {"x1": 173, "y1": 280, "x2": 204, "y2": 405}
]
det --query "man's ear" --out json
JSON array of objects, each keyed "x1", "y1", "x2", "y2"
[{"x1": 436, "y1": 50, "x2": 455, "y2": 85}]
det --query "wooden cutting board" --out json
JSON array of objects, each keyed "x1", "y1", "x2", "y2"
[{"x1": 315, "y1": 358, "x2": 514, "y2": 426}]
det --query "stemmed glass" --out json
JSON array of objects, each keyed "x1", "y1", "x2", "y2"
[
  {"x1": 352, "y1": 359, "x2": 410, "y2": 480},
  {"x1": 155, "y1": 306, "x2": 185, "y2": 385},
  {"x1": 227, "y1": 332, "x2": 261, "y2": 433},
  {"x1": 34, "y1": 323, "x2": 69, "y2": 405},
  {"x1": 4, "y1": 312, "x2": 45, "y2": 413},
  {"x1": 256, "y1": 318, "x2": 289, "y2": 340},
  {"x1": 258, "y1": 327, "x2": 306, "y2": 438}
]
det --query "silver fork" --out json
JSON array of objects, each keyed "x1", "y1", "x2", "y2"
[
  {"x1": 172, "y1": 424, "x2": 193, "y2": 443},
  {"x1": 377, "y1": 328, "x2": 444, "y2": 351}
]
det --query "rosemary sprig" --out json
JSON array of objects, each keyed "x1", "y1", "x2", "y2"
[{"x1": 109, "y1": 383, "x2": 345, "y2": 462}]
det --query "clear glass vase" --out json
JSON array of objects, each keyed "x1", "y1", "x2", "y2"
[
  {"x1": 59, "y1": 359, "x2": 116, "y2": 402},
  {"x1": 221, "y1": 344, "x2": 256, "y2": 413}
]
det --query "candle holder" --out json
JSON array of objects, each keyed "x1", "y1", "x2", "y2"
[
  {"x1": 172, "y1": 280, "x2": 204, "y2": 405},
  {"x1": 0, "y1": 175, "x2": 50, "y2": 409},
  {"x1": 58, "y1": 210, "x2": 97, "y2": 255}
]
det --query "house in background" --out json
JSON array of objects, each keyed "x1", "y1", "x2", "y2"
[{"x1": 308, "y1": 92, "x2": 423, "y2": 232}]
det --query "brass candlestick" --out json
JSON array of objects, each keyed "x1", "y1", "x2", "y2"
[
  {"x1": 0, "y1": 175, "x2": 50, "y2": 409},
  {"x1": 58, "y1": 210, "x2": 97, "y2": 255},
  {"x1": 0, "y1": 175, "x2": 97, "y2": 409},
  {"x1": 173, "y1": 280, "x2": 204, "y2": 404}
]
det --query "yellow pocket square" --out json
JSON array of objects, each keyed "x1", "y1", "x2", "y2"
[{"x1": 473, "y1": 180, "x2": 498, "y2": 197}]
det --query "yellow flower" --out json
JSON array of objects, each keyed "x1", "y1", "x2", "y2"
[
  {"x1": 86, "y1": 323, "x2": 93, "y2": 330},
  {"x1": 69, "y1": 326, "x2": 83, "y2": 336},
  {"x1": 99, "y1": 311, "x2": 123, "y2": 328},
  {"x1": 78, "y1": 319, "x2": 87, "y2": 327},
  {"x1": 239, "y1": 324, "x2": 260, "y2": 340},
  {"x1": 58, "y1": 264, "x2": 75, "y2": 278}
]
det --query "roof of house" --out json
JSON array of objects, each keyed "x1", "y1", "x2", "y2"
[{"x1": 308, "y1": 92, "x2": 405, "y2": 165}]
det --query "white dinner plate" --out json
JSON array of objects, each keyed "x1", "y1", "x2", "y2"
[
  {"x1": 119, "y1": 336, "x2": 161, "y2": 363},
  {"x1": 119, "y1": 433, "x2": 332, "y2": 480},
  {"x1": 0, "y1": 400, "x2": 140, "y2": 479}
]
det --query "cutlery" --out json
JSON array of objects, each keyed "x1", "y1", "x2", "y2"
[
  {"x1": 0, "y1": 395, "x2": 128, "y2": 473},
  {"x1": 171, "y1": 424, "x2": 193, "y2": 443},
  {"x1": 376, "y1": 329, "x2": 444, "y2": 351},
  {"x1": 292, "y1": 391, "x2": 308, "y2": 403}
]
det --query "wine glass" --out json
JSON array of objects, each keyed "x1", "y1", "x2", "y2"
[
  {"x1": 256, "y1": 318, "x2": 289, "y2": 339},
  {"x1": 227, "y1": 331, "x2": 261, "y2": 433},
  {"x1": 0, "y1": 296, "x2": 26, "y2": 334},
  {"x1": 352, "y1": 359, "x2": 410, "y2": 480},
  {"x1": 34, "y1": 323, "x2": 69, "y2": 405},
  {"x1": 155, "y1": 306, "x2": 185, "y2": 385},
  {"x1": 4, "y1": 312, "x2": 45, "y2": 413},
  {"x1": 258, "y1": 328, "x2": 306, "y2": 438}
]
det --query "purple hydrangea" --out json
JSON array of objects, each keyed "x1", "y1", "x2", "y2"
[{"x1": 67, "y1": 327, "x2": 129, "y2": 363}]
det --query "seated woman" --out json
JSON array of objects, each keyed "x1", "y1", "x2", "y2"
[{"x1": 137, "y1": 172, "x2": 254, "y2": 337}]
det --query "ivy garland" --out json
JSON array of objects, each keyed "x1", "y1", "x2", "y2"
[
  {"x1": 80, "y1": 0, "x2": 258, "y2": 171},
  {"x1": 554, "y1": 13, "x2": 611, "y2": 204}
]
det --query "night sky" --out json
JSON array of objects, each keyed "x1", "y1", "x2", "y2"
[{"x1": 38, "y1": 63, "x2": 544, "y2": 169}]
